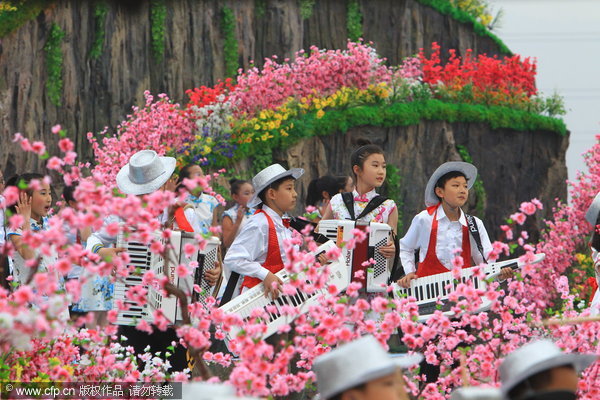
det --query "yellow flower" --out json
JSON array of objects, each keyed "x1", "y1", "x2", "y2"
[
  {"x1": 254, "y1": 124, "x2": 261, "y2": 130},
  {"x1": 206, "y1": 137, "x2": 213, "y2": 144},
  {"x1": 316, "y1": 110, "x2": 325, "y2": 119},
  {"x1": 203, "y1": 145, "x2": 211, "y2": 154}
]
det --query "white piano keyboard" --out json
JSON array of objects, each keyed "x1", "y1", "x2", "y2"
[
  {"x1": 220, "y1": 241, "x2": 349, "y2": 348},
  {"x1": 392, "y1": 253, "x2": 545, "y2": 322}
]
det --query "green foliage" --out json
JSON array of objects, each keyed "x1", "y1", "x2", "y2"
[
  {"x1": 230, "y1": 100, "x2": 567, "y2": 168},
  {"x1": 150, "y1": 0, "x2": 167, "y2": 60},
  {"x1": 300, "y1": 0, "x2": 315, "y2": 19},
  {"x1": 89, "y1": 0, "x2": 109, "y2": 59},
  {"x1": 415, "y1": 0, "x2": 511, "y2": 55},
  {"x1": 255, "y1": 0, "x2": 266, "y2": 18},
  {"x1": 456, "y1": 144, "x2": 486, "y2": 217},
  {"x1": 252, "y1": 145, "x2": 274, "y2": 175},
  {"x1": 44, "y1": 22, "x2": 65, "y2": 107},
  {"x1": 221, "y1": 6, "x2": 239, "y2": 79},
  {"x1": 0, "y1": 0, "x2": 50, "y2": 38},
  {"x1": 346, "y1": 0, "x2": 363, "y2": 41},
  {"x1": 382, "y1": 164, "x2": 404, "y2": 233}
]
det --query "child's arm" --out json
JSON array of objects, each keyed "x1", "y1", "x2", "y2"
[
  {"x1": 222, "y1": 214, "x2": 242, "y2": 249},
  {"x1": 86, "y1": 216, "x2": 124, "y2": 260},
  {"x1": 320, "y1": 203, "x2": 333, "y2": 220},
  {"x1": 10, "y1": 192, "x2": 35, "y2": 260},
  {"x1": 397, "y1": 214, "x2": 422, "y2": 287}
]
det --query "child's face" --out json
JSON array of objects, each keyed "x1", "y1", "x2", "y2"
[
  {"x1": 234, "y1": 183, "x2": 254, "y2": 207},
  {"x1": 30, "y1": 182, "x2": 52, "y2": 219},
  {"x1": 435, "y1": 176, "x2": 468, "y2": 208},
  {"x1": 354, "y1": 153, "x2": 386, "y2": 189},
  {"x1": 187, "y1": 165, "x2": 204, "y2": 179},
  {"x1": 344, "y1": 370, "x2": 410, "y2": 400},
  {"x1": 268, "y1": 178, "x2": 297, "y2": 213},
  {"x1": 546, "y1": 365, "x2": 579, "y2": 393}
]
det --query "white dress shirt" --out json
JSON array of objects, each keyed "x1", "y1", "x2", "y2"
[
  {"x1": 400, "y1": 204, "x2": 493, "y2": 274},
  {"x1": 0, "y1": 195, "x2": 5, "y2": 247},
  {"x1": 223, "y1": 205, "x2": 296, "y2": 281}
]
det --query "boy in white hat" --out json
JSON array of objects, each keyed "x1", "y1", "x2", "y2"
[
  {"x1": 86, "y1": 150, "x2": 222, "y2": 370},
  {"x1": 397, "y1": 161, "x2": 512, "y2": 288},
  {"x1": 313, "y1": 335, "x2": 422, "y2": 400},
  {"x1": 223, "y1": 163, "x2": 303, "y2": 299},
  {"x1": 585, "y1": 192, "x2": 600, "y2": 316},
  {"x1": 500, "y1": 339, "x2": 598, "y2": 400}
]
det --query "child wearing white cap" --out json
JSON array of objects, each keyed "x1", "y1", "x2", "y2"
[
  {"x1": 500, "y1": 339, "x2": 597, "y2": 400},
  {"x1": 312, "y1": 335, "x2": 422, "y2": 400},
  {"x1": 397, "y1": 161, "x2": 513, "y2": 288},
  {"x1": 223, "y1": 163, "x2": 303, "y2": 299},
  {"x1": 585, "y1": 192, "x2": 600, "y2": 316}
]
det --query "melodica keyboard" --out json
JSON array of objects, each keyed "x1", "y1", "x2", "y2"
[
  {"x1": 220, "y1": 241, "x2": 348, "y2": 348},
  {"x1": 392, "y1": 253, "x2": 545, "y2": 322}
]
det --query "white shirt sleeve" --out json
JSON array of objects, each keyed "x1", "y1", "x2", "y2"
[
  {"x1": 471, "y1": 217, "x2": 493, "y2": 264},
  {"x1": 86, "y1": 215, "x2": 120, "y2": 253},
  {"x1": 223, "y1": 214, "x2": 271, "y2": 281},
  {"x1": 399, "y1": 214, "x2": 423, "y2": 274},
  {"x1": 0, "y1": 208, "x2": 5, "y2": 246}
]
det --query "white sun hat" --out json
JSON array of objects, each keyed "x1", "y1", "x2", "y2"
[
  {"x1": 450, "y1": 387, "x2": 502, "y2": 400},
  {"x1": 181, "y1": 382, "x2": 259, "y2": 399},
  {"x1": 313, "y1": 335, "x2": 422, "y2": 400},
  {"x1": 247, "y1": 163, "x2": 304, "y2": 208},
  {"x1": 424, "y1": 161, "x2": 478, "y2": 207},
  {"x1": 116, "y1": 150, "x2": 176, "y2": 195},
  {"x1": 499, "y1": 339, "x2": 598, "y2": 396},
  {"x1": 585, "y1": 192, "x2": 600, "y2": 226}
]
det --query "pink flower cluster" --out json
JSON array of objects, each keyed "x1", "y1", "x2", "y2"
[{"x1": 229, "y1": 41, "x2": 391, "y2": 117}]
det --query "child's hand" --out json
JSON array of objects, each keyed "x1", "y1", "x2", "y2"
[
  {"x1": 317, "y1": 253, "x2": 330, "y2": 265},
  {"x1": 264, "y1": 272, "x2": 283, "y2": 299},
  {"x1": 236, "y1": 206, "x2": 247, "y2": 221},
  {"x1": 164, "y1": 175, "x2": 178, "y2": 192},
  {"x1": 15, "y1": 192, "x2": 32, "y2": 223},
  {"x1": 378, "y1": 242, "x2": 396, "y2": 259},
  {"x1": 499, "y1": 267, "x2": 514, "y2": 281},
  {"x1": 98, "y1": 247, "x2": 125, "y2": 261},
  {"x1": 397, "y1": 272, "x2": 417, "y2": 288},
  {"x1": 204, "y1": 260, "x2": 222, "y2": 286}
]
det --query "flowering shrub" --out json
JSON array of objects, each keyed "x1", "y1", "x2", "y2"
[{"x1": 88, "y1": 91, "x2": 193, "y2": 182}]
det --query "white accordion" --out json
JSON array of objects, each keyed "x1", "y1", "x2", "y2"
[
  {"x1": 113, "y1": 231, "x2": 221, "y2": 326},
  {"x1": 318, "y1": 219, "x2": 392, "y2": 292},
  {"x1": 392, "y1": 253, "x2": 546, "y2": 322},
  {"x1": 220, "y1": 241, "x2": 348, "y2": 348}
]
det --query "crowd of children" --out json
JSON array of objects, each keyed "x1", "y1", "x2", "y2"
[{"x1": 0, "y1": 138, "x2": 599, "y2": 399}]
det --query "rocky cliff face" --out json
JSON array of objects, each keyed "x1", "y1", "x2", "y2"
[
  {"x1": 267, "y1": 123, "x2": 568, "y2": 240},
  {"x1": 0, "y1": 0, "x2": 509, "y2": 177}
]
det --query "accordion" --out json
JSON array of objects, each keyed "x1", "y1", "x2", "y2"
[
  {"x1": 318, "y1": 219, "x2": 392, "y2": 292},
  {"x1": 220, "y1": 241, "x2": 348, "y2": 348},
  {"x1": 113, "y1": 231, "x2": 221, "y2": 326},
  {"x1": 392, "y1": 253, "x2": 545, "y2": 321}
]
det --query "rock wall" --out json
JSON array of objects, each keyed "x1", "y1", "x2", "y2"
[
  {"x1": 0, "y1": 0, "x2": 509, "y2": 177},
  {"x1": 268, "y1": 123, "x2": 568, "y2": 240}
]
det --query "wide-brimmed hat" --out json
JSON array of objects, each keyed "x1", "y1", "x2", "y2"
[
  {"x1": 181, "y1": 382, "x2": 259, "y2": 399},
  {"x1": 313, "y1": 335, "x2": 422, "y2": 399},
  {"x1": 116, "y1": 150, "x2": 176, "y2": 195},
  {"x1": 585, "y1": 192, "x2": 600, "y2": 226},
  {"x1": 499, "y1": 339, "x2": 598, "y2": 396},
  {"x1": 424, "y1": 161, "x2": 478, "y2": 207},
  {"x1": 450, "y1": 387, "x2": 501, "y2": 400},
  {"x1": 247, "y1": 164, "x2": 304, "y2": 208}
]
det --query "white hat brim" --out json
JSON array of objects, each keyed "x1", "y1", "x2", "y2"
[
  {"x1": 247, "y1": 168, "x2": 304, "y2": 208},
  {"x1": 586, "y1": 192, "x2": 600, "y2": 226},
  {"x1": 322, "y1": 353, "x2": 422, "y2": 399},
  {"x1": 424, "y1": 162, "x2": 478, "y2": 207},
  {"x1": 116, "y1": 156, "x2": 176, "y2": 195},
  {"x1": 501, "y1": 353, "x2": 598, "y2": 395}
]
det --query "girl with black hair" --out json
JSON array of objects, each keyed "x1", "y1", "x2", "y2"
[
  {"x1": 321, "y1": 139, "x2": 397, "y2": 258},
  {"x1": 176, "y1": 163, "x2": 219, "y2": 235},
  {"x1": 222, "y1": 179, "x2": 254, "y2": 249},
  {"x1": 305, "y1": 175, "x2": 348, "y2": 221}
]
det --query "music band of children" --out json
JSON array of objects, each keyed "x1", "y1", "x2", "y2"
[{"x1": 0, "y1": 138, "x2": 599, "y2": 400}]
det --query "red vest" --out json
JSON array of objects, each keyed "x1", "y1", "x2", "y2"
[
  {"x1": 416, "y1": 207, "x2": 472, "y2": 278},
  {"x1": 174, "y1": 207, "x2": 194, "y2": 233},
  {"x1": 241, "y1": 209, "x2": 285, "y2": 289}
]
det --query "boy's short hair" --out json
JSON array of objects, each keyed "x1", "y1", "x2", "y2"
[
  {"x1": 257, "y1": 176, "x2": 295, "y2": 205},
  {"x1": 329, "y1": 383, "x2": 366, "y2": 400},
  {"x1": 507, "y1": 364, "x2": 574, "y2": 400},
  {"x1": 434, "y1": 171, "x2": 468, "y2": 200}
]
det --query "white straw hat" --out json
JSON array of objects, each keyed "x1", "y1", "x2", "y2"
[
  {"x1": 247, "y1": 163, "x2": 303, "y2": 208},
  {"x1": 499, "y1": 339, "x2": 598, "y2": 396},
  {"x1": 313, "y1": 335, "x2": 422, "y2": 400},
  {"x1": 424, "y1": 161, "x2": 478, "y2": 207},
  {"x1": 585, "y1": 192, "x2": 600, "y2": 226},
  {"x1": 450, "y1": 387, "x2": 502, "y2": 400},
  {"x1": 116, "y1": 150, "x2": 176, "y2": 195},
  {"x1": 181, "y1": 382, "x2": 259, "y2": 399}
]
